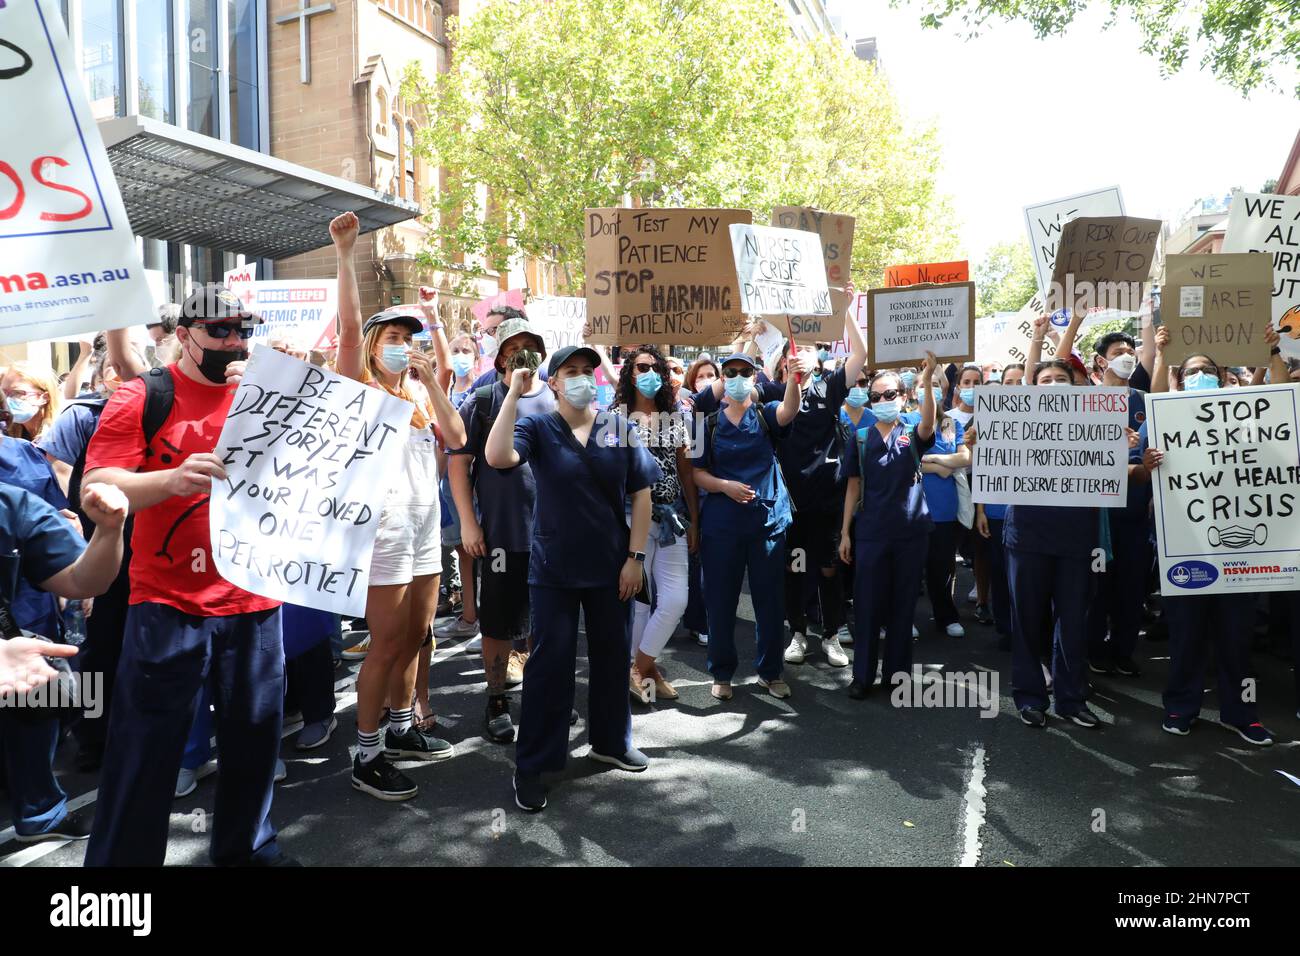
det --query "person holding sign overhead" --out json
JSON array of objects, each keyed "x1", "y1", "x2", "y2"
[
  {"x1": 484, "y1": 345, "x2": 661, "y2": 813},
  {"x1": 332, "y1": 212, "x2": 468, "y2": 801},
  {"x1": 691, "y1": 352, "x2": 803, "y2": 702},
  {"x1": 838, "y1": 352, "x2": 938, "y2": 698}
]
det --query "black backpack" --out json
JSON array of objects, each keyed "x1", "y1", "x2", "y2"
[{"x1": 469, "y1": 380, "x2": 507, "y2": 481}]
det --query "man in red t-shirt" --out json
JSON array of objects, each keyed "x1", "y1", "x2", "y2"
[{"x1": 82, "y1": 285, "x2": 293, "y2": 867}]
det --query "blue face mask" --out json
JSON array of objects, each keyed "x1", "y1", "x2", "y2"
[
  {"x1": 1183, "y1": 371, "x2": 1220, "y2": 391},
  {"x1": 900, "y1": 371, "x2": 917, "y2": 391},
  {"x1": 818, "y1": 349, "x2": 831, "y2": 363},
  {"x1": 381, "y1": 344, "x2": 409, "y2": 374},
  {"x1": 724, "y1": 374, "x2": 752, "y2": 402},
  {"x1": 871, "y1": 399, "x2": 901, "y2": 424},
  {"x1": 635, "y1": 370, "x2": 662, "y2": 399},
  {"x1": 451, "y1": 354, "x2": 474, "y2": 378},
  {"x1": 846, "y1": 386, "x2": 869, "y2": 408},
  {"x1": 6, "y1": 397, "x2": 37, "y2": 424},
  {"x1": 931, "y1": 387, "x2": 944, "y2": 406},
  {"x1": 563, "y1": 374, "x2": 598, "y2": 408},
  {"x1": 959, "y1": 387, "x2": 975, "y2": 406},
  {"x1": 988, "y1": 371, "x2": 1002, "y2": 383}
]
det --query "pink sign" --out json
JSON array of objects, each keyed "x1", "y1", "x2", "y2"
[{"x1": 472, "y1": 289, "x2": 526, "y2": 329}]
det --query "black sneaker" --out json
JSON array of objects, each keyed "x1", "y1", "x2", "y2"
[
  {"x1": 1088, "y1": 658, "x2": 1115, "y2": 675},
  {"x1": 1019, "y1": 707, "x2": 1047, "y2": 728},
  {"x1": 847, "y1": 680, "x2": 871, "y2": 700},
  {"x1": 485, "y1": 695, "x2": 516, "y2": 744},
  {"x1": 1162, "y1": 712, "x2": 1194, "y2": 735},
  {"x1": 385, "y1": 726, "x2": 454, "y2": 761},
  {"x1": 974, "y1": 604, "x2": 994, "y2": 625},
  {"x1": 15, "y1": 807, "x2": 93, "y2": 843},
  {"x1": 588, "y1": 747, "x2": 649, "y2": 772},
  {"x1": 513, "y1": 772, "x2": 547, "y2": 812},
  {"x1": 1066, "y1": 706, "x2": 1101, "y2": 728},
  {"x1": 74, "y1": 743, "x2": 103, "y2": 774},
  {"x1": 351, "y1": 754, "x2": 418, "y2": 801},
  {"x1": 1223, "y1": 721, "x2": 1274, "y2": 746},
  {"x1": 1113, "y1": 657, "x2": 1141, "y2": 677}
]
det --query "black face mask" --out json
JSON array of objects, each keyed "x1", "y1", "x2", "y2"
[{"x1": 184, "y1": 334, "x2": 247, "y2": 384}]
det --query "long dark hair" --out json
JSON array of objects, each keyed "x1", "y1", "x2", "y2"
[
  {"x1": 1032, "y1": 359, "x2": 1075, "y2": 384},
  {"x1": 617, "y1": 345, "x2": 674, "y2": 413}
]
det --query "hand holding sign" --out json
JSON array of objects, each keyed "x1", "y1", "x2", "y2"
[{"x1": 167, "y1": 453, "x2": 228, "y2": 498}]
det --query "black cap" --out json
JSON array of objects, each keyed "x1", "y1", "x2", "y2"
[
  {"x1": 363, "y1": 310, "x2": 424, "y2": 337},
  {"x1": 178, "y1": 285, "x2": 263, "y2": 326},
  {"x1": 720, "y1": 352, "x2": 758, "y2": 369},
  {"x1": 546, "y1": 345, "x2": 601, "y2": 377}
]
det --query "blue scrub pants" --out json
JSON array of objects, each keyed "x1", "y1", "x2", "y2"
[
  {"x1": 516, "y1": 585, "x2": 633, "y2": 775},
  {"x1": 701, "y1": 529, "x2": 786, "y2": 683},
  {"x1": 682, "y1": 549, "x2": 709, "y2": 634},
  {"x1": 1162, "y1": 593, "x2": 1258, "y2": 727},
  {"x1": 1087, "y1": 521, "x2": 1151, "y2": 665},
  {"x1": 851, "y1": 533, "x2": 928, "y2": 686},
  {"x1": 85, "y1": 602, "x2": 284, "y2": 867},
  {"x1": 984, "y1": 518, "x2": 1012, "y2": 638},
  {"x1": 0, "y1": 712, "x2": 67, "y2": 837},
  {"x1": 1006, "y1": 548, "x2": 1091, "y2": 715}
]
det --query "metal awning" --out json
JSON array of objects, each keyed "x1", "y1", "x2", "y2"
[{"x1": 98, "y1": 114, "x2": 420, "y2": 260}]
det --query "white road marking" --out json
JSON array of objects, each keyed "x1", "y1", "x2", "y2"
[{"x1": 959, "y1": 744, "x2": 987, "y2": 868}]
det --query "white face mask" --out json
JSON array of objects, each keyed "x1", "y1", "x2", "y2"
[{"x1": 1107, "y1": 354, "x2": 1137, "y2": 380}]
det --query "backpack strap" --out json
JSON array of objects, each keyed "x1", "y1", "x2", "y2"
[
  {"x1": 141, "y1": 367, "x2": 175, "y2": 459},
  {"x1": 65, "y1": 399, "x2": 108, "y2": 527},
  {"x1": 470, "y1": 381, "x2": 504, "y2": 480}
]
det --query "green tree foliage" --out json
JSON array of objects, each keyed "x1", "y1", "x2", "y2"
[
  {"x1": 1077, "y1": 316, "x2": 1137, "y2": 360},
  {"x1": 899, "y1": 0, "x2": 1300, "y2": 98},
  {"x1": 974, "y1": 239, "x2": 1038, "y2": 315},
  {"x1": 401, "y1": 0, "x2": 957, "y2": 294}
]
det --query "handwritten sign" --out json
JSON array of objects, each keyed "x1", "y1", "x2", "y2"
[
  {"x1": 0, "y1": 0, "x2": 155, "y2": 346},
  {"x1": 1162, "y1": 253, "x2": 1274, "y2": 365},
  {"x1": 729, "y1": 223, "x2": 832, "y2": 338},
  {"x1": 210, "y1": 348, "x2": 413, "y2": 616},
  {"x1": 1222, "y1": 192, "x2": 1300, "y2": 361},
  {"x1": 866, "y1": 282, "x2": 975, "y2": 369},
  {"x1": 527, "y1": 296, "x2": 587, "y2": 353},
  {"x1": 771, "y1": 206, "x2": 854, "y2": 340},
  {"x1": 885, "y1": 260, "x2": 969, "y2": 288},
  {"x1": 975, "y1": 306, "x2": 1058, "y2": 368},
  {"x1": 1049, "y1": 216, "x2": 1161, "y2": 308},
  {"x1": 583, "y1": 207, "x2": 751, "y2": 345},
  {"x1": 972, "y1": 385, "x2": 1129, "y2": 506},
  {"x1": 1023, "y1": 186, "x2": 1125, "y2": 303},
  {"x1": 1147, "y1": 384, "x2": 1300, "y2": 595}
]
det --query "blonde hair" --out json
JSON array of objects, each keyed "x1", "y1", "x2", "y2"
[
  {"x1": 3, "y1": 361, "x2": 61, "y2": 440},
  {"x1": 360, "y1": 323, "x2": 431, "y2": 429}
]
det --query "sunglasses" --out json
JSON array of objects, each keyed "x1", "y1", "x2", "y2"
[
  {"x1": 633, "y1": 361, "x2": 657, "y2": 374},
  {"x1": 197, "y1": 323, "x2": 255, "y2": 341},
  {"x1": 869, "y1": 389, "x2": 901, "y2": 403},
  {"x1": 723, "y1": 367, "x2": 755, "y2": 379}
]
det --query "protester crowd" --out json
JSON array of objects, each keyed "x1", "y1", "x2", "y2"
[{"x1": 2, "y1": 209, "x2": 1299, "y2": 865}]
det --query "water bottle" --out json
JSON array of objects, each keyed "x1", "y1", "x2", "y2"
[{"x1": 63, "y1": 601, "x2": 87, "y2": 648}]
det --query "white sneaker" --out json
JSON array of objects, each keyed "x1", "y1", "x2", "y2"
[
  {"x1": 912, "y1": 625, "x2": 919, "y2": 638},
  {"x1": 784, "y1": 632, "x2": 808, "y2": 664},
  {"x1": 822, "y1": 636, "x2": 849, "y2": 668},
  {"x1": 837, "y1": 625, "x2": 853, "y2": 646},
  {"x1": 946, "y1": 622, "x2": 966, "y2": 638},
  {"x1": 967, "y1": 586, "x2": 978, "y2": 604},
  {"x1": 274, "y1": 758, "x2": 287, "y2": 783},
  {"x1": 174, "y1": 760, "x2": 216, "y2": 799},
  {"x1": 1041, "y1": 662, "x2": 1053, "y2": 692},
  {"x1": 434, "y1": 615, "x2": 479, "y2": 639},
  {"x1": 696, "y1": 631, "x2": 709, "y2": 646}
]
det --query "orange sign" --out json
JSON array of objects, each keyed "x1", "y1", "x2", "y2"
[{"x1": 885, "y1": 260, "x2": 969, "y2": 288}]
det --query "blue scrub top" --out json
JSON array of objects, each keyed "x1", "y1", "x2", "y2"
[
  {"x1": 841, "y1": 419, "x2": 935, "y2": 541},
  {"x1": 513, "y1": 410, "x2": 661, "y2": 589},
  {"x1": 0, "y1": 438, "x2": 69, "y2": 639},
  {"x1": 1004, "y1": 504, "x2": 1099, "y2": 557},
  {"x1": 697, "y1": 401, "x2": 793, "y2": 537},
  {"x1": 921, "y1": 419, "x2": 965, "y2": 523}
]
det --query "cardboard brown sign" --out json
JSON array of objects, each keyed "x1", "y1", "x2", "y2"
[
  {"x1": 866, "y1": 281, "x2": 976, "y2": 369},
  {"x1": 1049, "y1": 216, "x2": 1161, "y2": 309},
  {"x1": 1162, "y1": 253, "x2": 1274, "y2": 365},
  {"x1": 771, "y1": 206, "x2": 855, "y2": 343},
  {"x1": 582, "y1": 207, "x2": 752, "y2": 345}
]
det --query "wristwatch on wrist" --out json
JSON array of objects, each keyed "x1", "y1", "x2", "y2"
[
  {"x1": 628, "y1": 551, "x2": 646, "y2": 563},
  {"x1": 1272, "y1": 346, "x2": 1282, "y2": 356}
]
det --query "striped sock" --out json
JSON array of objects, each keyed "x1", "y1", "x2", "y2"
[
  {"x1": 357, "y1": 729, "x2": 383, "y2": 764},
  {"x1": 389, "y1": 707, "x2": 414, "y2": 735}
]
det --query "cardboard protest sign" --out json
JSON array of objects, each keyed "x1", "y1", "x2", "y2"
[
  {"x1": 770, "y1": 206, "x2": 854, "y2": 341},
  {"x1": 1049, "y1": 216, "x2": 1161, "y2": 308},
  {"x1": 885, "y1": 260, "x2": 969, "y2": 288},
  {"x1": 1161, "y1": 253, "x2": 1274, "y2": 365},
  {"x1": 527, "y1": 296, "x2": 587, "y2": 353},
  {"x1": 866, "y1": 282, "x2": 975, "y2": 369},
  {"x1": 583, "y1": 207, "x2": 751, "y2": 345},
  {"x1": 971, "y1": 385, "x2": 1129, "y2": 507},
  {"x1": 209, "y1": 349, "x2": 413, "y2": 616},
  {"x1": 1222, "y1": 192, "x2": 1300, "y2": 361},
  {"x1": 729, "y1": 223, "x2": 833, "y2": 339},
  {"x1": 232, "y1": 281, "x2": 340, "y2": 352},
  {"x1": 1023, "y1": 186, "x2": 1124, "y2": 302},
  {"x1": 0, "y1": 1, "x2": 155, "y2": 347},
  {"x1": 1147, "y1": 384, "x2": 1300, "y2": 596}
]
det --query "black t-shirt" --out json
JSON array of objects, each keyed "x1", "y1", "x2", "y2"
[
  {"x1": 777, "y1": 366, "x2": 850, "y2": 511},
  {"x1": 1129, "y1": 361, "x2": 1151, "y2": 393}
]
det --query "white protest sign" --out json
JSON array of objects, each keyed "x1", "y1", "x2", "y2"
[
  {"x1": 866, "y1": 282, "x2": 975, "y2": 369},
  {"x1": 233, "y1": 280, "x2": 340, "y2": 351},
  {"x1": 210, "y1": 348, "x2": 413, "y2": 616},
  {"x1": 1147, "y1": 384, "x2": 1300, "y2": 596},
  {"x1": 728, "y1": 224, "x2": 832, "y2": 327},
  {"x1": 0, "y1": 1, "x2": 155, "y2": 346},
  {"x1": 1222, "y1": 192, "x2": 1300, "y2": 361},
  {"x1": 972, "y1": 385, "x2": 1129, "y2": 506},
  {"x1": 1023, "y1": 186, "x2": 1125, "y2": 303},
  {"x1": 527, "y1": 296, "x2": 587, "y2": 353},
  {"x1": 754, "y1": 320, "x2": 786, "y2": 368}
]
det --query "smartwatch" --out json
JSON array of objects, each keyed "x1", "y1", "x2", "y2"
[{"x1": 628, "y1": 551, "x2": 646, "y2": 562}]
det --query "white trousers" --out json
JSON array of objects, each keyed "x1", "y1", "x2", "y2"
[{"x1": 631, "y1": 520, "x2": 690, "y2": 659}]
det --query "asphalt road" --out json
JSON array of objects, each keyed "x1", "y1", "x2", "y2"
[{"x1": 6, "y1": 564, "x2": 1299, "y2": 868}]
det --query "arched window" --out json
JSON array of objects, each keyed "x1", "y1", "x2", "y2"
[
  {"x1": 405, "y1": 122, "x2": 418, "y2": 203},
  {"x1": 375, "y1": 89, "x2": 388, "y2": 136},
  {"x1": 393, "y1": 112, "x2": 405, "y2": 197}
]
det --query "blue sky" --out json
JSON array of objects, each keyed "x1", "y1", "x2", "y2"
[{"x1": 828, "y1": 0, "x2": 1299, "y2": 262}]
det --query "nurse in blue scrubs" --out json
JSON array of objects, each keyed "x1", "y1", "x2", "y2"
[
  {"x1": 1004, "y1": 358, "x2": 1100, "y2": 729},
  {"x1": 838, "y1": 352, "x2": 938, "y2": 698},
  {"x1": 485, "y1": 345, "x2": 661, "y2": 812},
  {"x1": 690, "y1": 352, "x2": 803, "y2": 702}
]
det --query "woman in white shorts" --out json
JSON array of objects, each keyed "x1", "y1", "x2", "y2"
[{"x1": 331, "y1": 212, "x2": 467, "y2": 801}]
